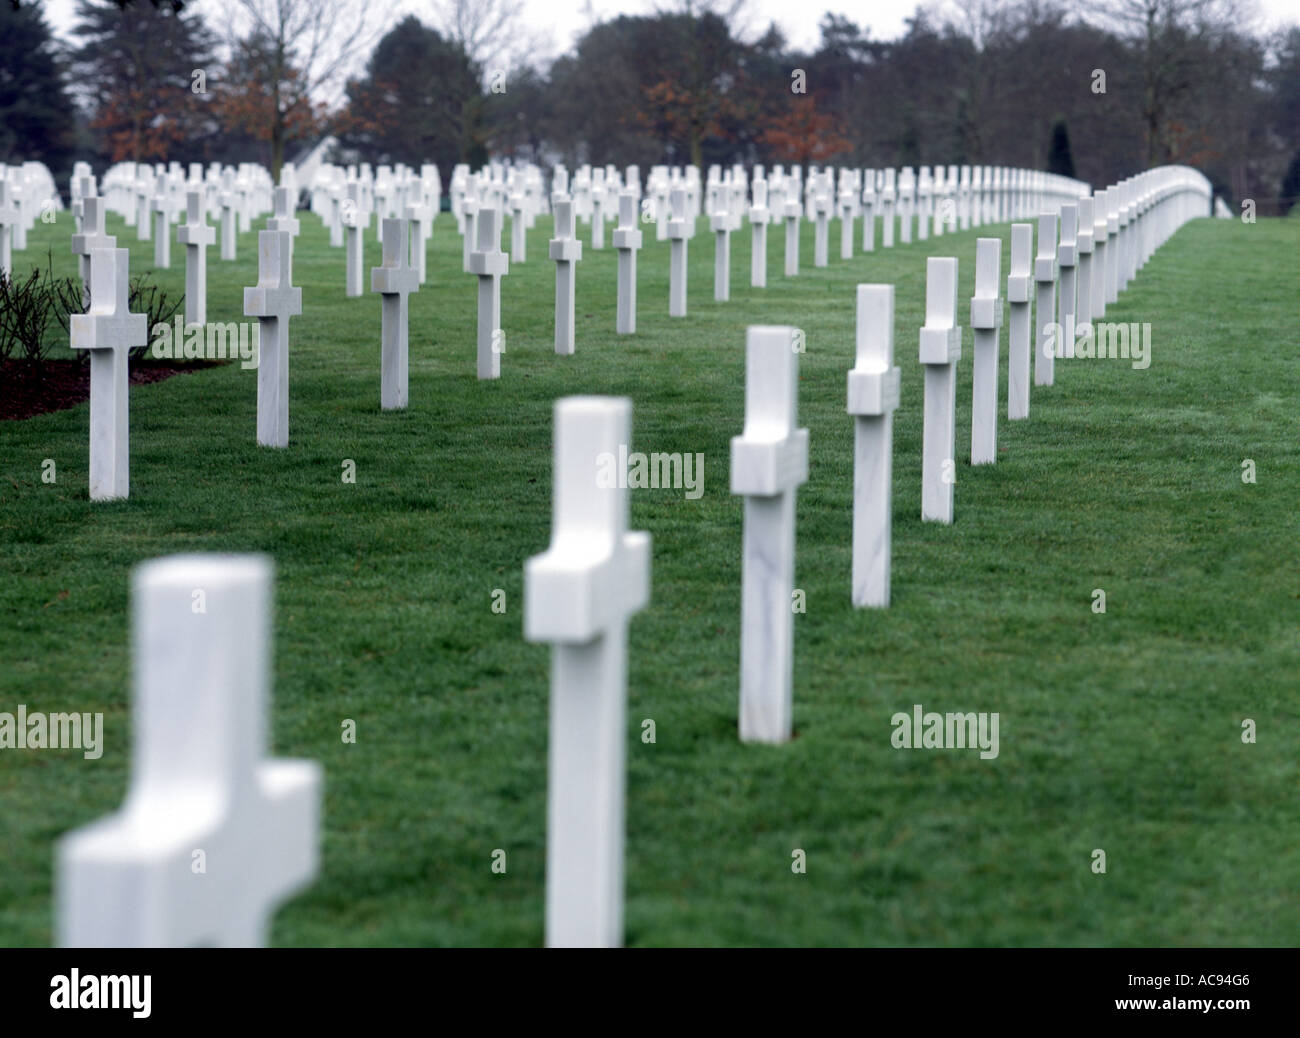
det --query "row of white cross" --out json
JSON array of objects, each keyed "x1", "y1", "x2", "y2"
[
  {"x1": 53, "y1": 162, "x2": 1209, "y2": 949},
  {"x1": 0, "y1": 161, "x2": 63, "y2": 275},
  {"x1": 63, "y1": 158, "x2": 1209, "y2": 503}
]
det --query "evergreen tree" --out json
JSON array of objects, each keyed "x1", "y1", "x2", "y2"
[
  {"x1": 1280, "y1": 148, "x2": 1300, "y2": 217},
  {"x1": 72, "y1": 0, "x2": 215, "y2": 164},
  {"x1": 0, "y1": 2, "x2": 78, "y2": 187},
  {"x1": 335, "y1": 17, "x2": 484, "y2": 173},
  {"x1": 1047, "y1": 117, "x2": 1075, "y2": 178}
]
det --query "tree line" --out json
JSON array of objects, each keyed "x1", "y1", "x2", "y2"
[{"x1": 2, "y1": 0, "x2": 1297, "y2": 213}]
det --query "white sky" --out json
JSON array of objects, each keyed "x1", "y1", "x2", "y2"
[{"x1": 40, "y1": 0, "x2": 1299, "y2": 75}]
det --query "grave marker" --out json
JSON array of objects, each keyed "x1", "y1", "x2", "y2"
[
  {"x1": 1075, "y1": 197, "x2": 1095, "y2": 349},
  {"x1": 0, "y1": 179, "x2": 21, "y2": 277},
  {"x1": 919, "y1": 257, "x2": 961, "y2": 523},
  {"x1": 711, "y1": 197, "x2": 734, "y2": 302},
  {"x1": 1006, "y1": 223, "x2": 1033, "y2": 420},
  {"x1": 1033, "y1": 212, "x2": 1058, "y2": 387},
  {"x1": 135, "y1": 170, "x2": 151, "y2": 241},
  {"x1": 668, "y1": 188, "x2": 689, "y2": 317},
  {"x1": 969, "y1": 237, "x2": 1004, "y2": 464},
  {"x1": 69, "y1": 248, "x2": 147, "y2": 501},
  {"x1": 70, "y1": 196, "x2": 116, "y2": 310},
  {"x1": 57, "y1": 554, "x2": 322, "y2": 947},
  {"x1": 861, "y1": 172, "x2": 876, "y2": 251},
  {"x1": 219, "y1": 172, "x2": 236, "y2": 260},
  {"x1": 848, "y1": 285, "x2": 900, "y2": 608},
  {"x1": 612, "y1": 190, "x2": 642, "y2": 334},
  {"x1": 839, "y1": 188, "x2": 855, "y2": 260},
  {"x1": 509, "y1": 192, "x2": 527, "y2": 263},
  {"x1": 549, "y1": 196, "x2": 583, "y2": 354},
  {"x1": 1105, "y1": 187, "x2": 1121, "y2": 306},
  {"x1": 151, "y1": 191, "x2": 172, "y2": 268},
  {"x1": 1092, "y1": 188, "x2": 1110, "y2": 321},
  {"x1": 244, "y1": 230, "x2": 302, "y2": 447},
  {"x1": 266, "y1": 187, "x2": 301, "y2": 278},
  {"x1": 732, "y1": 326, "x2": 809, "y2": 743},
  {"x1": 371, "y1": 217, "x2": 419, "y2": 409},
  {"x1": 749, "y1": 177, "x2": 770, "y2": 288},
  {"x1": 783, "y1": 189, "x2": 801, "y2": 276},
  {"x1": 176, "y1": 190, "x2": 214, "y2": 326},
  {"x1": 1057, "y1": 203, "x2": 1078, "y2": 360},
  {"x1": 880, "y1": 169, "x2": 896, "y2": 248},
  {"x1": 813, "y1": 188, "x2": 831, "y2": 268},
  {"x1": 404, "y1": 196, "x2": 433, "y2": 285},
  {"x1": 343, "y1": 182, "x2": 370, "y2": 297},
  {"x1": 524, "y1": 397, "x2": 650, "y2": 948},
  {"x1": 468, "y1": 206, "x2": 508, "y2": 379}
]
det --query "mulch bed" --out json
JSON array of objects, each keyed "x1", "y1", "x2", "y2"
[{"x1": 1, "y1": 359, "x2": 225, "y2": 421}]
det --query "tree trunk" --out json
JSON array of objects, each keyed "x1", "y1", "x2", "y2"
[{"x1": 272, "y1": 118, "x2": 285, "y2": 186}]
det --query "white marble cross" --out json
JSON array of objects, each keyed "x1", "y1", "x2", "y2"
[
  {"x1": 539, "y1": 195, "x2": 581, "y2": 355},
  {"x1": 612, "y1": 190, "x2": 641, "y2": 334},
  {"x1": 898, "y1": 167, "x2": 914, "y2": 243},
  {"x1": 151, "y1": 191, "x2": 172, "y2": 268},
  {"x1": 69, "y1": 248, "x2": 147, "y2": 501},
  {"x1": 919, "y1": 256, "x2": 962, "y2": 523},
  {"x1": 917, "y1": 166, "x2": 931, "y2": 241},
  {"x1": 593, "y1": 172, "x2": 608, "y2": 248},
  {"x1": 460, "y1": 193, "x2": 479, "y2": 274},
  {"x1": 343, "y1": 182, "x2": 370, "y2": 298},
  {"x1": 837, "y1": 188, "x2": 854, "y2": 260},
  {"x1": 667, "y1": 188, "x2": 689, "y2": 317},
  {"x1": 327, "y1": 185, "x2": 344, "y2": 249},
  {"x1": 1114, "y1": 181, "x2": 1130, "y2": 298},
  {"x1": 1033, "y1": 212, "x2": 1058, "y2": 387},
  {"x1": 1056, "y1": 203, "x2": 1079, "y2": 361},
  {"x1": 404, "y1": 196, "x2": 434, "y2": 285},
  {"x1": 861, "y1": 171, "x2": 876, "y2": 251},
  {"x1": 1105, "y1": 187, "x2": 1121, "y2": 308},
  {"x1": 135, "y1": 171, "x2": 152, "y2": 242},
  {"x1": 783, "y1": 189, "x2": 801, "y2": 276},
  {"x1": 371, "y1": 217, "x2": 419, "y2": 410},
  {"x1": 749, "y1": 177, "x2": 770, "y2": 288},
  {"x1": 813, "y1": 188, "x2": 831, "y2": 268},
  {"x1": 71, "y1": 172, "x2": 92, "y2": 235},
  {"x1": 549, "y1": 196, "x2": 582, "y2": 354},
  {"x1": 219, "y1": 172, "x2": 236, "y2": 260},
  {"x1": 969, "y1": 237, "x2": 1004, "y2": 465},
  {"x1": 524, "y1": 396, "x2": 650, "y2": 948},
  {"x1": 1091, "y1": 188, "x2": 1110, "y2": 322},
  {"x1": 1006, "y1": 222, "x2": 1033, "y2": 420},
  {"x1": 880, "y1": 169, "x2": 896, "y2": 248},
  {"x1": 56, "y1": 554, "x2": 322, "y2": 947},
  {"x1": 1075, "y1": 196, "x2": 1095, "y2": 349},
  {"x1": 732, "y1": 326, "x2": 809, "y2": 743},
  {"x1": 176, "y1": 190, "x2": 214, "y2": 326},
  {"x1": 0, "y1": 178, "x2": 21, "y2": 277},
  {"x1": 469, "y1": 205, "x2": 508, "y2": 379},
  {"x1": 244, "y1": 230, "x2": 302, "y2": 447},
  {"x1": 848, "y1": 285, "x2": 900, "y2": 608},
  {"x1": 509, "y1": 191, "x2": 527, "y2": 263},
  {"x1": 266, "y1": 186, "x2": 301, "y2": 279},
  {"x1": 70, "y1": 195, "x2": 116, "y2": 310},
  {"x1": 710, "y1": 197, "x2": 734, "y2": 302}
]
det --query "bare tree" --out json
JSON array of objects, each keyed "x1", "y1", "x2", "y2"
[
  {"x1": 225, "y1": 0, "x2": 396, "y2": 180},
  {"x1": 428, "y1": 0, "x2": 549, "y2": 76},
  {"x1": 1086, "y1": 0, "x2": 1247, "y2": 165}
]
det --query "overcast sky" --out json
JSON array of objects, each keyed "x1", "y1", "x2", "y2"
[{"x1": 40, "y1": 0, "x2": 1298, "y2": 73}]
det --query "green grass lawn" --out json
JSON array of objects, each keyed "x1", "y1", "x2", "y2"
[{"x1": 2, "y1": 202, "x2": 1297, "y2": 946}]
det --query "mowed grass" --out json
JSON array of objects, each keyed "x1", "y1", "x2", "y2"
[{"x1": 1, "y1": 199, "x2": 1297, "y2": 947}]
